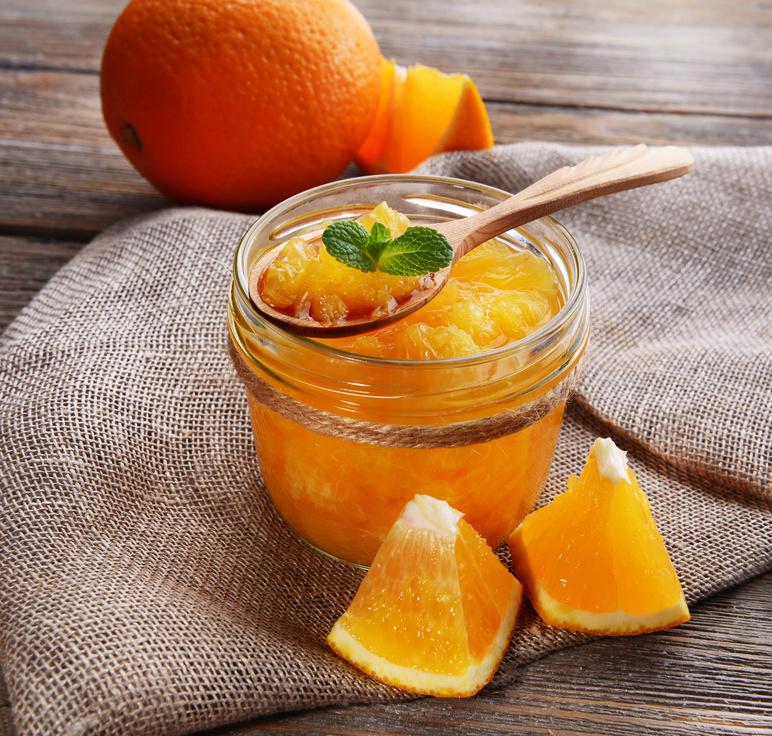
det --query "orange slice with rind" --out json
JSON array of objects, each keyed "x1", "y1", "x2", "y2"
[
  {"x1": 509, "y1": 437, "x2": 690, "y2": 636},
  {"x1": 327, "y1": 494, "x2": 522, "y2": 697},
  {"x1": 355, "y1": 58, "x2": 494, "y2": 175}
]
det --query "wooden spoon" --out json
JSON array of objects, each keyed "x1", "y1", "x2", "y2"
[{"x1": 249, "y1": 144, "x2": 693, "y2": 337}]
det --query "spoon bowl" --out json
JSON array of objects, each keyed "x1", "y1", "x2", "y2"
[{"x1": 249, "y1": 144, "x2": 693, "y2": 337}]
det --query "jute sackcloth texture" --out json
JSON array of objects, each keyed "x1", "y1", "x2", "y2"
[{"x1": 1, "y1": 143, "x2": 771, "y2": 736}]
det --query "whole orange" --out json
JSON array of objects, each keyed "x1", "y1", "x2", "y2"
[{"x1": 100, "y1": 0, "x2": 382, "y2": 212}]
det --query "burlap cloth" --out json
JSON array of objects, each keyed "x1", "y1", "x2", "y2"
[{"x1": 1, "y1": 143, "x2": 771, "y2": 736}]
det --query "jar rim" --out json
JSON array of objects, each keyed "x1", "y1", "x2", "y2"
[{"x1": 231, "y1": 173, "x2": 587, "y2": 369}]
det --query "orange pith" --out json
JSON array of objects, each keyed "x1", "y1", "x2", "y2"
[
  {"x1": 327, "y1": 495, "x2": 522, "y2": 697},
  {"x1": 509, "y1": 438, "x2": 690, "y2": 636},
  {"x1": 100, "y1": 0, "x2": 382, "y2": 211},
  {"x1": 356, "y1": 59, "x2": 494, "y2": 175}
]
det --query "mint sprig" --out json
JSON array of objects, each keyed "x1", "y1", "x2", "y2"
[{"x1": 322, "y1": 220, "x2": 453, "y2": 277}]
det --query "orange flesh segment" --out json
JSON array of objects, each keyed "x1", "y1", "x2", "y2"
[
  {"x1": 327, "y1": 495, "x2": 522, "y2": 696},
  {"x1": 610, "y1": 479, "x2": 689, "y2": 615},
  {"x1": 440, "y1": 78, "x2": 495, "y2": 153},
  {"x1": 509, "y1": 438, "x2": 690, "y2": 635},
  {"x1": 456, "y1": 521, "x2": 521, "y2": 663}
]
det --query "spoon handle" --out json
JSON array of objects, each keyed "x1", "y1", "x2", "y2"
[{"x1": 435, "y1": 144, "x2": 694, "y2": 257}]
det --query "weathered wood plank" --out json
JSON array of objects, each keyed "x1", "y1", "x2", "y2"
[
  {"x1": 0, "y1": 138, "x2": 168, "y2": 240},
  {"x1": 3, "y1": 0, "x2": 771, "y2": 116},
  {"x1": 0, "y1": 69, "x2": 169, "y2": 239},
  {"x1": 367, "y1": 0, "x2": 772, "y2": 117},
  {"x1": 488, "y1": 102, "x2": 772, "y2": 147},
  {"x1": 2, "y1": 71, "x2": 771, "y2": 241},
  {"x1": 0, "y1": 235, "x2": 84, "y2": 332}
]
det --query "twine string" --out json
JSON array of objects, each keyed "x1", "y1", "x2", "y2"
[{"x1": 228, "y1": 333, "x2": 583, "y2": 449}]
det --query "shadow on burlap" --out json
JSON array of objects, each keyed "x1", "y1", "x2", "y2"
[{"x1": 1, "y1": 143, "x2": 771, "y2": 736}]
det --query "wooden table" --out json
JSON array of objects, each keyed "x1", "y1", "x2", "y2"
[{"x1": 1, "y1": 0, "x2": 771, "y2": 734}]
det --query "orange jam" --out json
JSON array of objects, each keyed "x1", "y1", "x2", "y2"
[
  {"x1": 248, "y1": 396, "x2": 565, "y2": 566},
  {"x1": 228, "y1": 177, "x2": 589, "y2": 567},
  {"x1": 260, "y1": 203, "x2": 563, "y2": 359},
  {"x1": 259, "y1": 203, "x2": 430, "y2": 324}
]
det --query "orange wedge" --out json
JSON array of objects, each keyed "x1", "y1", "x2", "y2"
[
  {"x1": 327, "y1": 494, "x2": 522, "y2": 697},
  {"x1": 509, "y1": 438, "x2": 690, "y2": 636},
  {"x1": 355, "y1": 58, "x2": 494, "y2": 175}
]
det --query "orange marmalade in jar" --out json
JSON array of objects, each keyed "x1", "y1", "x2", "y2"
[{"x1": 227, "y1": 175, "x2": 589, "y2": 567}]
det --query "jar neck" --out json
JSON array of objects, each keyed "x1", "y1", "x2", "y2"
[
  {"x1": 228, "y1": 275, "x2": 589, "y2": 427},
  {"x1": 228, "y1": 325, "x2": 586, "y2": 445},
  {"x1": 228, "y1": 175, "x2": 589, "y2": 426}
]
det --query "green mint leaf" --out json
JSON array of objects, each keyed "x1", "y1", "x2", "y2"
[
  {"x1": 322, "y1": 220, "x2": 454, "y2": 277},
  {"x1": 365, "y1": 221, "x2": 392, "y2": 264},
  {"x1": 322, "y1": 220, "x2": 377, "y2": 272},
  {"x1": 369, "y1": 222, "x2": 391, "y2": 243},
  {"x1": 378, "y1": 227, "x2": 454, "y2": 277}
]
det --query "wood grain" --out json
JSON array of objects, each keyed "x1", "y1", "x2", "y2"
[
  {"x1": 365, "y1": 0, "x2": 772, "y2": 115},
  {"x1": 0, "y1": 235, "x2": 83, "y2": 332},
  {"x1": 0, "y1": 70, "x2": 169, "y2": 240},
  {"x1": 1, "y1": 0, "x2": 771, "y2": 734},
  {"x1": 1, "y1": 0, "x2": 771, "y2": 240},
  {"x1": 4, "y1": 0, "x2": 771, "y2": 115}
]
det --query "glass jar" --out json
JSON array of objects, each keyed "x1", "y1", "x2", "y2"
[{"x1": 227, "y1": 175, "x2": 589, "y2": 567}]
